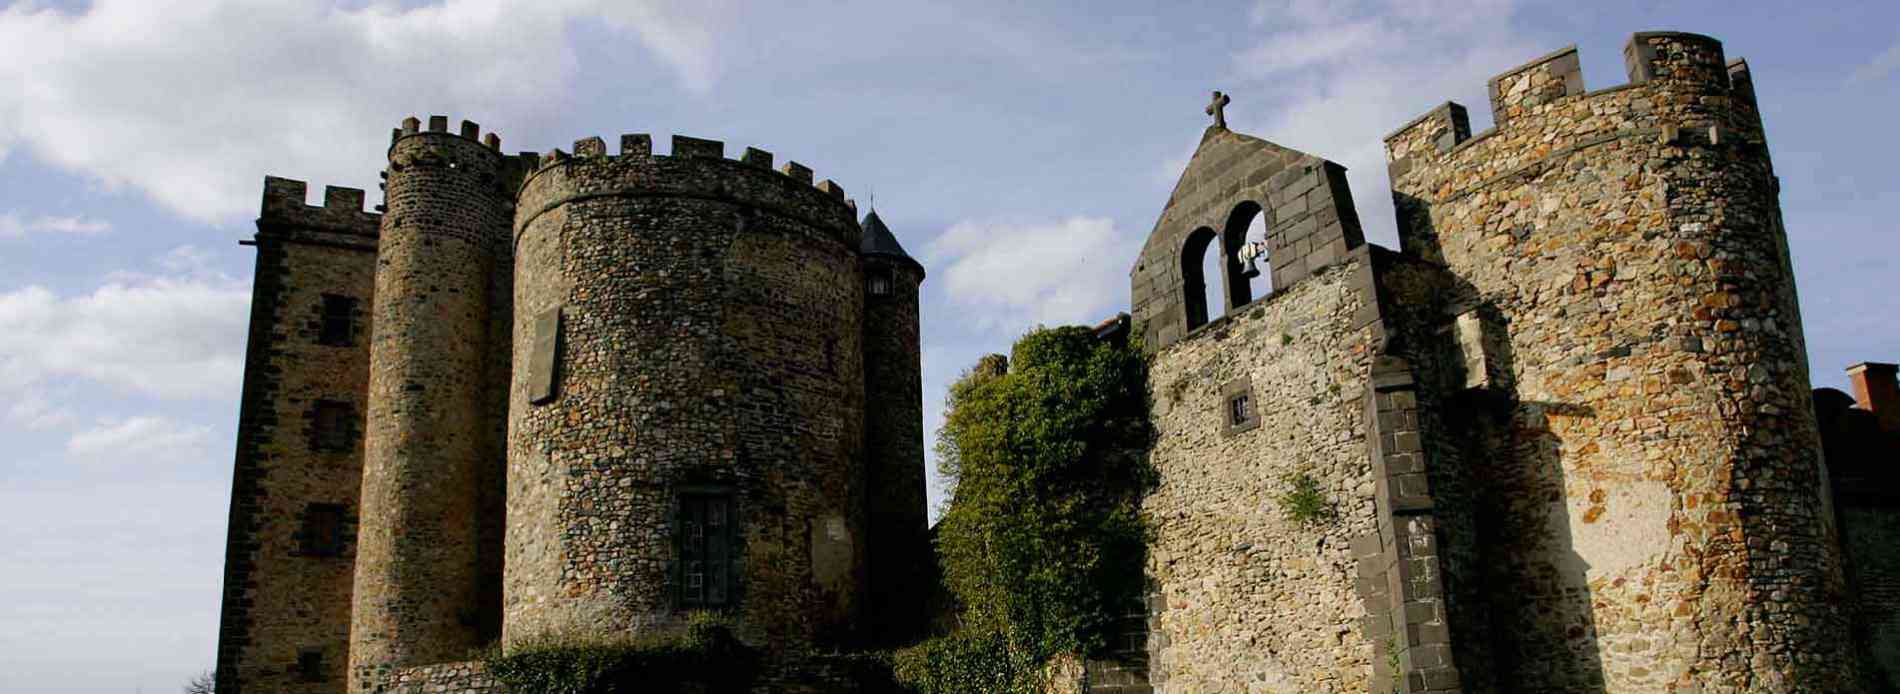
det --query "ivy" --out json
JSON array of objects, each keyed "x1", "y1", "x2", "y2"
[{"x1": 899, "y1": 326, "x2": 1153, "y2": 689}]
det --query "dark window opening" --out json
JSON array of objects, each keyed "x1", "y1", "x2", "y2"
[
  {"x1": 318, "y1": 294, "x2": 357, "y2": 347},
  {"x1": 1182, "y1": 227, "x2": 1220, "y2": 330},
  {"x1": 297, "y1": 648, "x2": 325, "y2": 682},
  {"x1": 301, "y1": 503, "x2": 345, "y2": 557},
  {"x1": 1229, "y1": 392, "x2": 1255, "y2": 428},
  {"x1": 868, "y1": 269, "x2": 893, "y2": 296},
  {"x1": 312, "y1": 401, "x2": 353, "y2": 453},
  {"x1": 678, "y1": 494, "x2": 735, "y2": 607}
]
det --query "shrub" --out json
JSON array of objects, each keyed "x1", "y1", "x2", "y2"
[
  {"x1": 1277, "y1": 472, "x2": 1332, "y2": 526},
  {"x1": 481, "y1": 611, "x2": 758, "y2": 694},
  {"x1": 891, "y1": 628, "x2": 1043, "y2": 694}
]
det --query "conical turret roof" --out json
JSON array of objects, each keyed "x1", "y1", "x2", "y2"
[{"x1": 859, "y1": 210, "x2": 912, "y2": 259}]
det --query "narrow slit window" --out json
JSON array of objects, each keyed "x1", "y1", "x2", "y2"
[
  {"x1": 1229, "y1": 392, "x2": 1254, "y2": 427},
  {"x1": 868, "y1": 269, "x2": 893, "y2": 297},
  {"x1": 297, "y1": 648, "x2": 325, "y2": 682}
]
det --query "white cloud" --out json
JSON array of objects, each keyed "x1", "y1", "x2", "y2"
[
  {"x1": 66, "y1": 416, "x2": 215, "y2": 464},
  {"x1": 924, "y1": 216, "x2": 1140, "y2": 331},
  {"x1": 0, "y1": 0, "x2": 724, "y2": 225},
  {"x1": 0, "y1": 271, "x2": 250, "y2": 400},
  {"x1": 6, "y1": 393, "x2": 75, "y2": 431},
  {"x1": 0, "y1": 212, "x2": 111, "y2": 237},
  {"x1": 1231, "y1": 0, "x2": 1541, "y2": 246},
  {"x1": 1850, "y1": 41, "x2": 1900, "y2": 84}
]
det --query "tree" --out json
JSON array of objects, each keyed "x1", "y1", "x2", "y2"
[
  {"x1": 183, "y1": 670, "x2": 215, "y2": 694},
  {"x1": 932, "y1": 325, "x2": 1152, "y2": 657}
]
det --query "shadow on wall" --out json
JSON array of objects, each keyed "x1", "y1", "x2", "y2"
[{"x1": 1433, "y1": 263, "x2": 1609, "y2": 693}]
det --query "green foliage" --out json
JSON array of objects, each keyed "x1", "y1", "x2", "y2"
[
  {"x1": 1277, "y1": 472, "x2": 1332, "y2": 526},
  {"x1": 891, "y1": 628, "x2": 1045, "y2": 694},
  {"x1": 481, "y1": 611, "x2": 759, "y2": 694},
  {"x1": 1281, "y1": 333, "x2": 1294, "y2": 346},
  {"x1": 930, "y1": 326, "x2": 1153, "y2": 667}
]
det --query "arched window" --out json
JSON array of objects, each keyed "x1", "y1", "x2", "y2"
[
  {"x1": 1182, "y1": 226, "x2": 1220, "y2": 330},
  {"x1": 1225, "y1": 201, "x2": 1270, "y2": 303}
]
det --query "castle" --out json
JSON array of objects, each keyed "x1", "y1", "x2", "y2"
[
  {"x1": 218, "y1": 30, "x2": 1890, "y2": 693},
  {"x1": 215, "y1": 117, "x2": 928, "y2": 692}
]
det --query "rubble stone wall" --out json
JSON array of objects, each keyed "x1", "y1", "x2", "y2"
[
  {"x1": 505, "y1": 135, "x2": 868, "y2": 649},
  {"x1": 1385, "y1": 32, "x2": 1854, "y2": 692},
  {"x1": 1142, "y1": 259, "x2": 1381, "y2": 692}
]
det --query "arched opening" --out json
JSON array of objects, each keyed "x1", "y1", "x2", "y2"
[
  {"x1": 1224, "y1": 201, "x2": 1270, "y2": 303},
  {"x1": 1182, "y1": 226, "x2": 1219, "y2": 331}
]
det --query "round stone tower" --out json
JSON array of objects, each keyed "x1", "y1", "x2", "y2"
[
  {"x1": 504, "y1": 134, "x2": 868, "y2": 649},
  {"x1": 858, "y1": 210, "x2": 929, "y2": 644},
  {"x1": 1385, "y1": 32, "x2": 1855, "y2": 691},
  {"x1": 349, "y1": 116, "x2": 515, "y2": 692}
]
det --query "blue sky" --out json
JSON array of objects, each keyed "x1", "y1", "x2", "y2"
[{"x1": 0, "y1": 0, "x2": 1892, "y2": 691}]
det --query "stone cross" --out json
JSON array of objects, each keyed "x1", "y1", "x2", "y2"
[{"x1": 1206, "y1": 90, "x2": 1230, "y2": 129}]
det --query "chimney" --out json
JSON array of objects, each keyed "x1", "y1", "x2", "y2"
[{"x1": 1847, "y1": 362, "x2": 1900, "y2": 432}]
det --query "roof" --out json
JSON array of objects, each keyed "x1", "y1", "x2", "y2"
[{"x1": 859, "y1": 211, "x2": 912, "y2": 258}]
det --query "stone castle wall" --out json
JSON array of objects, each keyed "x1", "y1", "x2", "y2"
[
  {"x1": 1142, "y1": 258, "x2": 1382, "y2": 692},
  {"x1": 1385, "y1": 32, "x2": 1853, "y2": 691},
  {"x1": 350, "y1": 117, "x2": 517, "y2": 692},
  {"x1": 215, "y1": 178, "x2": 379, "y2": 693},
  {"x1": 504, "y1": 134, "x2": 871, "y2": 648}
]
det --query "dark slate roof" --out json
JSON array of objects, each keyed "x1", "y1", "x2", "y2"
[{"x1": 859, "y1": 210, "x2": 914, "y2": 260}]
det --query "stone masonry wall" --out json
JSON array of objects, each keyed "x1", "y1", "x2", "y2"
[
  {"x1": 216, "y1": 177, "x2": 379, "y2": 694},
  {"x1": 1142, "y1": 258, "x2": 1381, "y2": 692},
  {"x1": 350, "y1": 117, "x2": 515, "y2": 693},
  {"x1": 505, "y1": 134, "x2": 868, "y2": 650},
  {"x1": 1130, "y1": 127, "x2": 1365, "y2": 351},
  {"x1": 1385, "y1": 32, "x2": 1855, "y2": 692}
]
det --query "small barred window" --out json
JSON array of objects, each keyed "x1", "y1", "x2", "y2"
[
  {"x1": 1229, "y1": 392, "x2": 1254, "y2": 428},
  {"x1": 868, "y1": 269, "x2": 893, "y2": 296}
]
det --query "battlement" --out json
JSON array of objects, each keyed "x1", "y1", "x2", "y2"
[
  {"x1": 1387, "y1": 31, "x2": 1752, "y2": 171},
  {"x1": 390, "y1": 114, "x2": 504, "y2": 153},
  {"x1": 515, "y1": 132, "x2": 859, "y2": 238},
  {"x1": 258, "y1": 175, "x2": 379, "y2": 237}
]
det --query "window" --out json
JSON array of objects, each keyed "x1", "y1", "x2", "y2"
[
  {"x1": 297, "y1": 648, "x2": 325, "y2": 682},
  {"x1": 301, "y1": 503, "x2": 345, "y2": 557},
  {"x1": 318, "y1": 294, "x2": 357, "y2": 347},
  {"x1": 868, "y1": 269, "x2": 893, "y2": 296},
  {"x1": 678, "y1": 494, "x2": 734, "y2": 607},
  {"x1": 1221, "y1": 377, "x2": 1260, "y2": 436},
  {"x1": 1229, "y1": 392, "x2": 1254, "y2": 428},
  {"x1": 312, "y1": 401, "x2": 353, "y2": 453}
]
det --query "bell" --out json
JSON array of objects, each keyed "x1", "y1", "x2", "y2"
[
  {"x1": 1236, "y1": 241, "x2": 1265, "y2": 279},
  {"x1": 1239, "y1": 253, "x2": 1262, "y2": 279}
]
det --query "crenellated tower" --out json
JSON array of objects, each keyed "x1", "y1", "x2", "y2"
[
  {"x1": 504, "y1": 133, "x2": 879, "y2": 650},
  {"x1": 216, "y1": 177, "x2": 380, "y2": 694},
  {"x1": 347, "y1": 116, "x2": 525, "y2": 692},
  {"x1": 1384, "y1": 31, "x2": 1851, "y2": 691}
]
